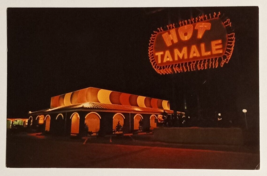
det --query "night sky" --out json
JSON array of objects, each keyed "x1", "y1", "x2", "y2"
[{"x1": 7, "y1": 7, "x2": 259, "y2": 129}]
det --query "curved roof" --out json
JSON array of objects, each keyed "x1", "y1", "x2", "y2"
[
  {"x1": 29, "y1": 102, "x2": 173, "y2": 115},
  {"x1": 50, "y1": 87, "x2": 171, "y2": 110}
]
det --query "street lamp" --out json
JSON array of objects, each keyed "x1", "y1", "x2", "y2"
[
  {"x1": 217, "y1": 113, "x2": 222, "y2": 121},
  {"x1": 242, "y1": 109, "x2": 248, "y2": 129}
]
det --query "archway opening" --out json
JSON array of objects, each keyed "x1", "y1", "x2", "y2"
[
  {"x1": 85, "y1": 112, "x2": 101, "y2": 134},
  {"x1": 150, "y1": 115, "x2": 157, "y2": 130},
  {"x1": 134, "y1": 114, "x2": 143, "y2": 131},
  {"x1": 28, "y1": 116, "x2": 33, "y2": 127},
  {"x1": 37, "y1": 115, "x2": 45, "y2": 125},
  {"x1": 55, "y1": 114, "x2": 64, "y2": 135},
  {"x1": 70, "y1": 112, "x2": 80, "y2": 136},
  {"x1": 45, "y1": 115, "x2": 51, "y2": 132},
  {"x1": 113, "y1": 113, "x2": 125, "y2": 132}
]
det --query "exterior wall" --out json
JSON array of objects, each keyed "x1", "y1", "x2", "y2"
[
  {"x1": 141, "y1": 114, "x2": 151, "y2": 132},
  {"x1": 98, "y1": 112, "x2": 113, "y2": 136},
  {"x1": 122, "y1": 113, "x2": 131, "y2": 134},
  {"x1": 29, "y1": 110, "x2": 159, "y2": 137}
]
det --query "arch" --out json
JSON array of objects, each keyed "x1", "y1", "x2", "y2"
[
  {"x1": 55, "y1": 113, "x2": 64, "y2": 135},
  {"x1": 84, "y1": 112, "x2": 101, "y2": 133},
  {"x1": 150, "y1": 114, "x2": 157, "y2": 130},
  {"x1": 56, "y1": 113, "x2": 64, "y2": 120},
  {"x1": 44, "y1": 115, "x2": 51, "y2": 132},
  {"x1": 70, "y1": 112, "x2": 80, "y2": 135},
  {"x1": 28, "y1": 116, "x2": 33, "y2": 126},
  {"x1": 134, "y1": 114, "x2": 143, "y2": 130},
  {"x1": 113, "y1": 113, "x2": 125, "y2": 131},
  {"x1": 36, "y1": 115, "x2": 44, "y2": 124}
]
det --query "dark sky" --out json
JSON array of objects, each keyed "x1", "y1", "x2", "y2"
[{"x1": 7, "y1": 7, "x2": 259, "y2": 128}]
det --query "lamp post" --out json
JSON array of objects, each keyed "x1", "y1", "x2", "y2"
[
  {"x1": 217, "y1": 113, "x2": 222, "y2": 121},
  {"x1": 217, "y1": 113, "x2": 222, "y2": 127},
  {"x1": 242, "y1": 109, "x2": 248, "y2": 129}
]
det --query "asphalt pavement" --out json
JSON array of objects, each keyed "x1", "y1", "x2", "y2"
[{"x1": 5, "y1": 131, "x2": 260, "y2": 169}]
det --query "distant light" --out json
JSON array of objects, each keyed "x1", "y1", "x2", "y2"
[
  {"x1": 218, "y1": 113, "x2": 221, "y2": 116},
  {"x1": 242, "y1": 109, "x2": 247, "y2": 113},
  {"x1": 218, "y1": 117, "x2": 222, "y2": 121},
  {"x1": 188, "y1": 116, "x2": 190, "y2": 119}
]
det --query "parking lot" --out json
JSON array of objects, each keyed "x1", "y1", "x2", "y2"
[{"x1": 6, "y1": 132, "x2": 259, "y2": 169}]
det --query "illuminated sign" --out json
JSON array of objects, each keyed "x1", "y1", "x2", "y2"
[{"x1": 148, "y1": 12, "x2": 235, "y2": 74}]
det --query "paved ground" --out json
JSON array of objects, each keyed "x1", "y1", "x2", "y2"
[{"x1": 6, "y1": 132, "x2": 259, "y2": 169}]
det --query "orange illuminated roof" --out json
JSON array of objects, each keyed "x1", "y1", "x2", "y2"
[
  {"x1": 50, "y1": 87, "x2": 171, "y2": 111},
  {"x1": 29, "y1": 102, "x2": 173, "y2": 115}
]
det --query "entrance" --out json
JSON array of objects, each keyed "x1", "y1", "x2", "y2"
[
  {"x1": 113, "y1": 113, "x2": 125, "y2": 132},
  {"x1": 85, "y1": 112, "x2": 101, "y2": 134},
  {"x1": 45, "y1": 115, "x2": 51, "y2": 132},
  {"x1": 70, "y1": 112, "x2": 80, "y2": 136},
  {"x1": 150, "y1": 115, "x2": 157, "y2": 130},
  {"x1": 134, "y1": 114, "x2": 143, "y2": 131}
]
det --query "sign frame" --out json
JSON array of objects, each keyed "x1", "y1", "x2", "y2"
[{"x1": 148, "y1": 12, "x2": 235, "y2": 74}]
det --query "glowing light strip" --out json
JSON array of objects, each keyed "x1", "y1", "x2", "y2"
[
  {"x1": 70, "y1": 112, "x2": 80, "y2": 119},
  {"x1": 113, "y1": 113, "x2": 126, "y2": 119},
  {"x1": 134, "y1": 114, "x2": 143, "y2": 120},
  {"x1": 150, "y1": 114, "x2": 158, "y2": 119},
  {"x1": 56, "y1": 113, "x2": 64, "y2": 120},
  {"x1": 44, "y1": 115, "x2": 51, "y2": 120},
  {"x1": 85, "y1": 112, "x2": 102, "y2": 120}
]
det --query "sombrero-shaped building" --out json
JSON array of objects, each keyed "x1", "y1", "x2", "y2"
[{"x1": 28, "y1": 87, "x2": 174, "y2": 136}]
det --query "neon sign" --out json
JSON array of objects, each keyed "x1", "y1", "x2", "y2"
[{"x1": 148, "y1": 12, "x2": 235, "y2": 74}]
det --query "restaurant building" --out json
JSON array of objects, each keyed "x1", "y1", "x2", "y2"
[{"x1": 28, "y1": 87, "x2": 176, "y2": 137}]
